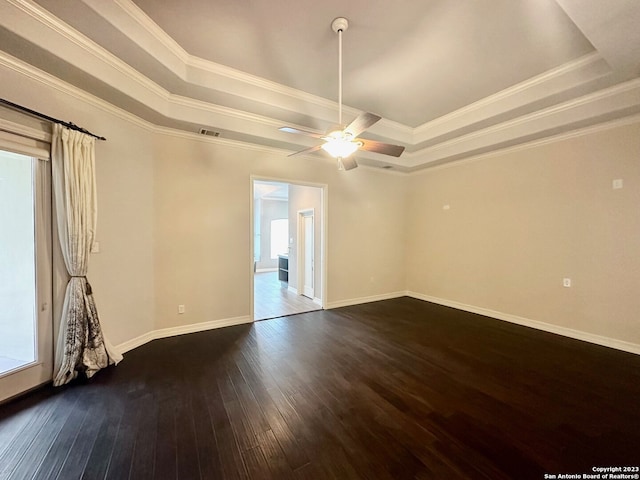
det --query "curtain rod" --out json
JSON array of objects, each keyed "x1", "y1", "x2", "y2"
[{"x1": 0, "y1": 98, "x2": 106, "y2": 141}]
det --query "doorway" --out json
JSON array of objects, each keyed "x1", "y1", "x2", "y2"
[
  {"x1": 299, "y1": 209, "x2": 314, "y2": 299},
  {"x1": 0, "y1": 149, "x2": 53, "y2": 402},
  {"x1": 252, "y1": 179, "x2": 325, "y2": 321}
]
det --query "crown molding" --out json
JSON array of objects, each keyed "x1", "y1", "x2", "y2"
[
  {"x1": 153, "y1": 124, "x2": 292, "y2": 156},
  {"x1": 409, "y1": 112, "x2": 640, "y2": 176},
  {"x1": 0, "y1": 50, "x2": 405, "y2": 174},
  {"x1": 412, "y1": 52, "x2": 612, "y2": 144},
  {"x1": 81, "y1": 0, "x2": 414, "y2": 141},
  {"x1": 357, "y1": 163, "x2": 409, "y2": 176},
  {"x1": 3, "y1": 0, "x2": 640, "y2": 172},
  {"x1": 6, "y1": 42, "x2": 637, "y2": 178},
  {"x1": 405, "y1": 77, "x2": 640, "y2": 168},
  {"x1": 155, "y1": 126, "x2": 408, "y2": 175},
  {"x1": 2, "y1": 0, "x2": 411, "y2": 146},
  {"x1": 78, "y1": 0, "x2": 617, "y2": 148},
  {"x1": 0, "y1": 49, "x2": 155, "y2": 133},
  {"x1": 1, "y1": 0, "x2": 170, "y2": 107},
  {"x1": 110, "y1": 0, "x2": 189, "y2": 65}
]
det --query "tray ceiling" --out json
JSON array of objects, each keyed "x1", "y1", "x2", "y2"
[{"x1": 1, "y1": 0, "x2": 640, "y2": 171}]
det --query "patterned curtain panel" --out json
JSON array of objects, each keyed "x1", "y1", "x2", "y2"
[{"x1": 51, "y1": 124, "x2": 122, "y2": 387}]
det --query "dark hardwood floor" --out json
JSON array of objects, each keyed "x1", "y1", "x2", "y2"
[{"x1": 1, "y1": 297, "x2": 639, "y2": 479}]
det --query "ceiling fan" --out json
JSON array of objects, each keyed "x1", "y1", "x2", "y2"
[{"x1": 280, "y1": 17, "x2": 405, "y2": 171}]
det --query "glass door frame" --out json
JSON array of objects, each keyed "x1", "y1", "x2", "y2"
[{"x1": 0, "y1": 146, "x2": 53, "y2": 403}]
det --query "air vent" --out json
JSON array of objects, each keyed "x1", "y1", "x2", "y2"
[{"x1": 199, "y1": 128, "x2": 220, "y2": 137}]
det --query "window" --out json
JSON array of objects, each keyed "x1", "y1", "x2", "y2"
[
  {"x1": 270, "y1": 219, "x2": 288, "y2": 259},
  {"x1": 0, "y1": 150, "x2": 36, "y2": 375}
]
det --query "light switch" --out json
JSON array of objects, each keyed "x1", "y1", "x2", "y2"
[
  {"x1": 613, "y1": 179, "x2": 623, "y2": 190},
  {"x1": 90, "y1": 242, "x2": 100, "y2": 253}
]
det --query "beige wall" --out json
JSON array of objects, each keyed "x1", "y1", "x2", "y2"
[
  {"x1": 0, "y1": 66, "x2": 157, "y2": 348},
  {"x1": 327, "y1": 170, "x2": 408, "y2": 304},
  {"x1": 91, "y1": 121, "x2": 156, "y2": 346},
  {"x1": 406, "y1": 121, "x2": 640, "y2": 346},
  {"x1": 1, "y1": 58, "x2": 407, "y2": 349},
  {"x1": 3, "y1": 58, "x2": 638, "y2": 357},
  {"x1": 152, "y1": 133, "x2": 408, "y2": 328}
]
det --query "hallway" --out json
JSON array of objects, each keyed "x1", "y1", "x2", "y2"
[{"x1": 254, "y1": 271, "x2": 320, "y2": 320}]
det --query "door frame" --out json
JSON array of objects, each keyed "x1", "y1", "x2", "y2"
[
  {"x1": 297, "y1": 208, "x2": 314, "y2": 299},
  {"x1": 0, "y1": 149, "x2": 53, "y2": 403},
  {"x1": 250, "y1": 175, "x2": 327, "y2": 321}
]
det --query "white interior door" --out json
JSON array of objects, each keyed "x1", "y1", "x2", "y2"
[
  {"x1": 0, "y1": 150, "x2": 52, "y2": 403},
  {"x1": 302, "y1": 212, "x2": 314, "y2": 299}
]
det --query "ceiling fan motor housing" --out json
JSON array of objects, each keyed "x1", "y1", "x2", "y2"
[{"x1": 331, "y1": 17, "x2": 349, "y2": 33}]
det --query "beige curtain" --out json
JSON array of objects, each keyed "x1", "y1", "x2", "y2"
[{"x1": 51, "y1": 124, "x2": 122, "y2": 387}]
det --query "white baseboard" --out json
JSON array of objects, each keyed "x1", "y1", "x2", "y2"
[
  {"x1": 326, "y1": 291, "x2": 406, "y2": 310},
  {"x1": 286, "y1": 286, "x2": 322, "y2": 307},
  {"x1": 116, "y1": 315, "x2": 252, "y2": 354},
  {"x1": 406, "y1": 291, "x2": 640, "y2": 356},
  {"x1": 116, "y1": 331, "x2": 157, "y2": 355},
  {"x1": 115, "y1": 293, "x2": 639, "y2": 357}
]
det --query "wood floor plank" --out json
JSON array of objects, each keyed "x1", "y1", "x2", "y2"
[
  {"x1": 103, "y1": 396, "x2": 141, "y2": 480},
  {"x1": 30, "y1": 390, "x2": 87, "y2": 480},
  {"x1": 232, "y1": 352, "x2": 310, "y2": 471},
  {"x1": 225, "y1": 361, "x2": 271, "y2": 438},
  {"x1": 174, "y1": 396, "x2": 201, "y2": 480},
  {"x1": 241, "y1": 445, "x2": 273, "y2": 480},
  {"x1": 189, "y1": 385, "x2": 224, "y2": 480},
  {"x1": 1, "y1": 297, "x2": 639, "y2": 479},
  {"x1": 80, "y1": 400, "x2": 123, "y2": 480},
  {"x1": 0, "y1": 391, "x2": 67, "y2": 479},
  {"x1": 129, "y1": 395, "x2": 159, "y2": 480},
  {"x1": 254, "y1": 271, "x2": 320, "y2": 321},
  {"x1": 206, "y1": 379, "x2": 249, "y2": 480},
  {"x1": 153, "y1": 400, "x2": 178, "y2": 480},
  {"x1": 56, "y1": 400, "x2": 108, "y2": 480},
  {"x1": 9, "y1": 391, "x2": 81, "y2": 480},
  {"x1": 255, "y1": 429, "x2": 295, "y2": 480},
  {"x1": 0, "y1": 399, "x2": 45, "y2": 461}
]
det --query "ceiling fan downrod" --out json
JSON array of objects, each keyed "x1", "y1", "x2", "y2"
[
  {"x1": 331, "y1": 17, "x2": 349, "y2": 126},
  {"x1": 278, "y1": 16, "x2": 404, "y2": 169}
]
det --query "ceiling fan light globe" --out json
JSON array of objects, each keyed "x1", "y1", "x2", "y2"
[{"x1": 321, "y1": 138, "x2": 360, "y2": 158}]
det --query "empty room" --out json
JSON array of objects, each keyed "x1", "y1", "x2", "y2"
[{"x1": 0, "y1": 1, "x2": 639, "y2": 479}]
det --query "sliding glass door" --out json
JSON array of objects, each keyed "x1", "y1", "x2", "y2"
[{"x1": 0, "y1": 149, "x2": 52, "y2": 402}]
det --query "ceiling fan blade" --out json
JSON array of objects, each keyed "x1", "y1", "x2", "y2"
[
  {"x1": 358, "y1": 138, "x2": 405, "y2": 157},
  {"x1": 344, "y1": 112, "x2": 381, "y2": 137},
  {"x1": 279, "y1": 126, "x2": 324, "y2": 139},
  {"x1": 288, "y1": 144, "x2": 323, "y2": 157},
  {"x1": 337, "y1": 156, "x2": 358, "y2": 171}
]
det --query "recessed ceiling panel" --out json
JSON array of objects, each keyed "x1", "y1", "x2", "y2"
[{"x1": 131, "y1": 0, "x2": 594, "y2": 126}]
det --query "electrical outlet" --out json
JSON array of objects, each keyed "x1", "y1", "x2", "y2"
[
  {"x1": 563, "y1": 278, "x2": 571, "y2": 288},
  {"x1": 178, "y1": 304, "x2": 185, "y2": 314},
  {"x1": 612, "y1": 179, "x2": 623, "y2": 189}
]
